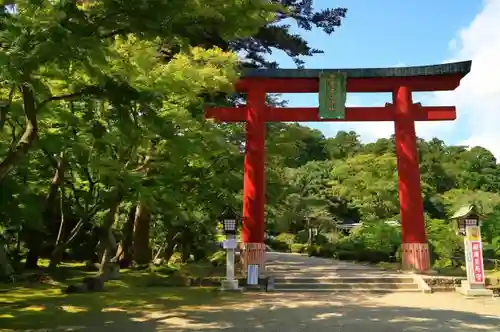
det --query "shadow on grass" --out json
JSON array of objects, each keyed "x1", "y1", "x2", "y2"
[
  {"x1": 0, "y1": 261, "x2": 235, "y2": 331},
  {"x1": 0, "y1": 283, "x2": 238, "y2": 331}
]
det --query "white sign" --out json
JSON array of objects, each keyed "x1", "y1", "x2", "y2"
[
  {"x1": 247, "y1": 264, "x2": 259, "y2": 285},
  {"x1": 223, "y1": 238, "x2": 237, "y2": 249},
  {"x1": 464, "y1": 226, "x2": 485, "y2": 285}
]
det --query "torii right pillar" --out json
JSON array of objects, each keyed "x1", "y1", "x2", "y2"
[{"x1": 393, "y1": 86, "x2": 431, "y2": 272}]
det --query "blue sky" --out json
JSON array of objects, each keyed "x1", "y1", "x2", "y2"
[{"x1": 267, "y1": 0, "x2": 498, "y2": 151}]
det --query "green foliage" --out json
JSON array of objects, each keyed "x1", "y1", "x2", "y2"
[
  {"x1": 426, "y1": 218, "x2": 463, "y2": 268},
  {"x1": 269, "y1": 233, "x2": 296, "y2": 252},
  {"x1": 481, "y1": 206, "x2": 500, "y2": 259},
  {"x1": 441, "y1": 189, "x2": 500, "y2": 216},
  {"x1": 1, "y1": 0, "x2": 349, "y2": 273},
  {"x1": 275, "y1": 233, "x2": 296, "y2": 245},
  {"x1": 348, "y1": 222, "x2": 401, "y2": 254},
  {"x1": 2, "y1": 0, "x2": 500, "y2": 279},
  {"x1": 290, "y1": 243, "x2": 306, "y2": 253},
  {"x1": 208, "y1": 250, "x2": 226, "y2": 267},
  {"x1": 328, "y1": 153, "x2": 399, "y2": 221},
  {"x1": 265, "y1": 237, "x2": 290, "y2": 252}
]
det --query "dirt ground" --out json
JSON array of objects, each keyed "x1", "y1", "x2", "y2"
[
  {"x1": 37, "y1": 291, "x2": 497, "y2": 332},
  {"x1": 3, "y1": 253, "x2": 499, "y2": 331}
]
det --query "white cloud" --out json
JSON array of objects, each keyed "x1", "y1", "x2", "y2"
[
  {"x1": 325, "y1": 0, "x2": 500, "y2": 158},
  {"x1": 440, "y1": 0, "x2": 500, "y2": 158}
]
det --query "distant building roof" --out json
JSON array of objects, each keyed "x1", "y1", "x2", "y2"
[
  {"x1": 450, "y1": 205, "x2": 484, "y2": 219},
  {"x1": 336, "y1": 223, "x2": 362, "y2": 230}
]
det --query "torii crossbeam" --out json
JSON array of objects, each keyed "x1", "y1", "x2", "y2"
[{"x1": 206, "y1": 61, "x2": 472, "y2": 273}]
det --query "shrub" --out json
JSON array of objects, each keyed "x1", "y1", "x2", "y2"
[
  {"x1": 315, "y1": 244, "x2": 336, "y2": 258},
  {"x1": 295, "y1": 230, "x2": 309, "y2": 244},
  {"x1": 208, "y1": 250, "x2": 226, "y2": 267},
  {"x1": 275, "y1": 233, "x2": 296, "y2": 245},
  {"x1": 169, "y1": 252, "x2": 183, "y2": 264},
  {"x1": 426, "y1": 218, "x2": 464, "y2": 267},
  {"x1": 265, "y1": 238, "x2": 290, "y2": 252},
  {"x1": 433, "y1": 258, "x2": 455, "y2": 269},
  {"x1": 306, "y1": 244, "x2": 320, "y2": 256},
  {"x1": 314, "y1": 234, "x2": 329, "y2": 245},
  {"x1": 356, "y1": 249, "x2": 391, "y2": 263},
  {"x1": 335, "y1": 250, "x2": 360, "y2": 261},
  {"x1": 324, "y1": 232, "x2": 341, "y2": 244},
  {"x1": 296, "y1": 230, "x2": 329, "y2": 245},
  {"x1": 272, "y1": 233, "x2": 296, "y2": 252},
  {"x1": 349, "y1": 221, "x2": 401, "y2": 254},
  {"x1": 332, "y1": 248, "x2": 391, "y2": 263},
  {"x1": 291, "y1": 243, "x2": 306, "y2": 253},
  {"x1": 192, "y1": 241, "x2": 220, "y2": 261}
]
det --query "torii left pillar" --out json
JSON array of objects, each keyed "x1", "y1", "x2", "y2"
[
  {"x1": 240, "y1": 89, "x2": 267, "y2": 275},
  {"x1": 394, "y1": 86, "x2": 431, "y2": 272}
]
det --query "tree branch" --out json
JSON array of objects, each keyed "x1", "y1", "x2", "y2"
[
  {"x1": 133, "y1": 155, "x2": 152, "y2": 172},
  {"x1": 37, "y1": 86, "x2": 102, "y2": 111},
  {"x1": 0, "y1": 85, "x2": 15, "y2": 131}
]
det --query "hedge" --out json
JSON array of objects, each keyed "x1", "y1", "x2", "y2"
[
  {"x1": 308, "y1": 244, "x2": 395, "y2": 264},
  {"x1": 291, "y1": 243, "x2": 306, "y2": 253}
]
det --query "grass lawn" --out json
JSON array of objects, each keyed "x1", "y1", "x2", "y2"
[{"x1": 0, "y1": 261, "x2": 235, "y2": 331}]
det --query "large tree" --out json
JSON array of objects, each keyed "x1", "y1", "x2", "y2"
[{"x1": 0, "y1": 1, "x2": 350, "y2": 274}]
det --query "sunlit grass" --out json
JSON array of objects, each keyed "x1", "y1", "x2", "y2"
[
  {"x1": 0, "y1": 262, "x2": 236, "y2": 331},
  {"x1": 0, "y1": 281, "x2": 228, "y2": 331}
]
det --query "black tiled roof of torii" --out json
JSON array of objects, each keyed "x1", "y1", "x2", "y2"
[{"x1": 241, "y1": 61, "x2": 472, "y2": 79}]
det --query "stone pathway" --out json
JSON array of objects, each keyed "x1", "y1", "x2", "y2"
[{"x1": 266, "y1": 251, "x2": 399, "y2": 278}]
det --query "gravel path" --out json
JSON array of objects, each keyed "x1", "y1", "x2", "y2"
[
  {"x1": 126, "y1": 292, "x2": 500, "y2": 332},
  {"x1": 50, "y1": 253, "x2": 500, "y2": 332},
  {"x1": 265, "y1": 252, "x2": 397, "y2": 278},
  {"x1": 152, "y1": 253, "x2": 500, "y2": 331}
]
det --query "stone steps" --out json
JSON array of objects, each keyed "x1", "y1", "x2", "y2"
[
  {"x1": 274, "y1": 276, "x2": 415, "y2": 284},
  {"x1": 269, "y1": 275, "x2": 421, "y2": 293},
  {"x1": 272, "y1": 288, "x2": 422, "y2": 293},
  {"x1": 274, "y1": 282, "x2": 419, "y2": 290}
]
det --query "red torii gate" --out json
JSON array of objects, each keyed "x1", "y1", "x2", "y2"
[{"x1": 206, "y1": 61, "x2": 471, "y2": 273}]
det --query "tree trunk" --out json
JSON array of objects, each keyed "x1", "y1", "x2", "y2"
[
  {"x1": 24, "y1": 247, "x2": 40, "y2": 270},
  {"x1": 179, "y1": 227, "x2": 192, "y2": 263},
  {"x1": 153, "y1": 244, "x2": 164, "y2": 261},
  {"x1": 181, "y1": 242, "x2": 191, "y2": 263},
  {"x1": 163, "y1": 231, "x2": 178, "y2": 263},
  {"x1": 119, "y1": 205, "x2": 136, "y2": 268},
  {"x1": 98, "y1": 189, "x2": 123, "y2": 276},
  {"x1": 99, "y1": 232, "x2": 118, "y2": 277},
  {"x1": 25, "y1": 153, "x2": 64, "y2": 269},
  {"x1": 49, "y1": 163, "x2": 67, "y2": 270},
  {"x1": 49, "y1": 247, "x2": 64, "y2": 270},
  {"x1": 0, "y1": 84, "x2": 38, "y2": 182},
  {"x1": 0, "y1": 240, "x2": 14, "y2": 279},
  {"x1": 132, "y1": 202, "x2": 151, "y2": 265}
]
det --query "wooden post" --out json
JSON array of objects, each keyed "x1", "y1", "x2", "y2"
[{"x1": 393, "y1": 86, "x2": 431, "y2": 272}]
